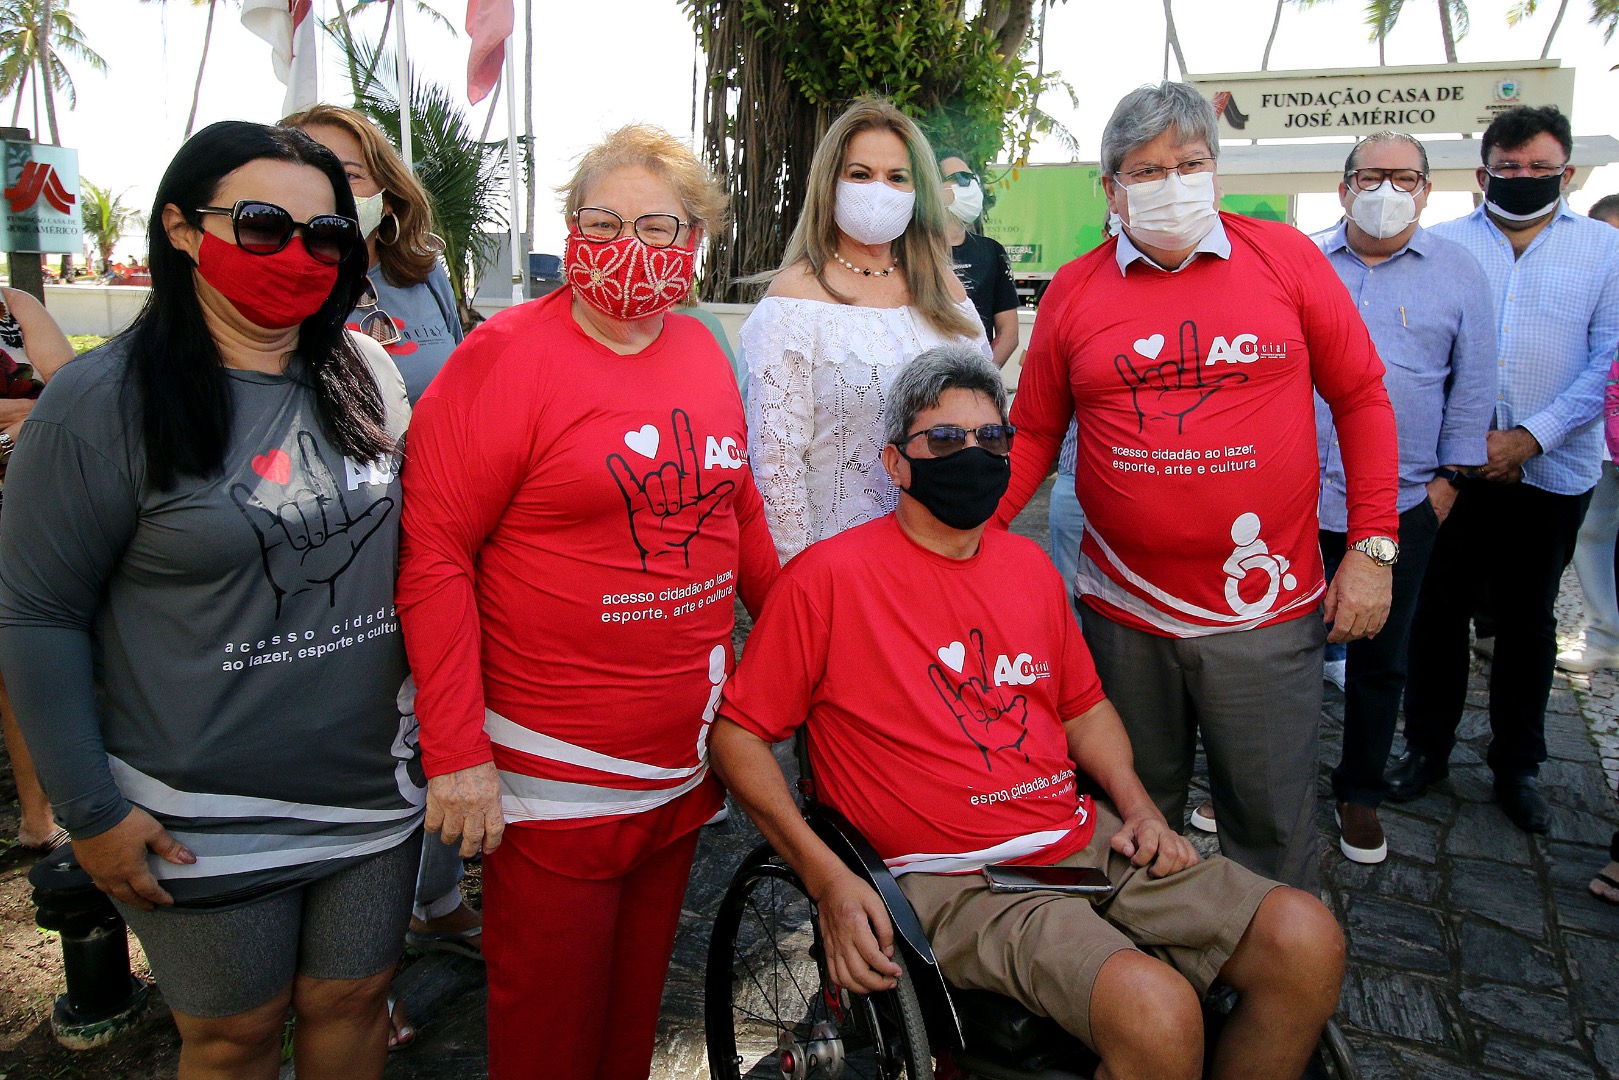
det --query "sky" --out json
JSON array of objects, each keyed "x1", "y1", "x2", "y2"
[{"x1": 25, "y1": 0, "x2": 1619, "y2": 263}]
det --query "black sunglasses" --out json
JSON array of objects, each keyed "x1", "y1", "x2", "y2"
[
  {"x1": 943, "y1": 170, "x2": 977, "y2": 187},
  {"x1": 195, "y1": 200, "x2": 358, "y2": 265},
  {"x1": 899, "y1": 423, "x2": 1015, "y2": 457}
]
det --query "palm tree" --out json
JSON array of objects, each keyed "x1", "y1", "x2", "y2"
[
  {"x1": 1365, "y1": 0, "x2": 1469, "y2": 64},
  {"x1": 80, "y1": 180, "x2": 144, "y2": 272},
  {"x1": 1261, "y1": 0, "x2": 1333, "y2": 69},
  {"x1": 0, "y1": 0, "x2": 106, "y2": 143},
  {"x1": 346, "y1": 37, "x2": 511, "y2": 325},
  {"x1": 1163, "y1": 0, "x2": 1189, "y2": 78},
  {"x1": 1507, "y1": 0, "x2": 1619, "y2": 57}
]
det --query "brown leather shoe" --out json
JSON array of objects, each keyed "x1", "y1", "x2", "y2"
[{"x1": 1336, "y1": 802, "x2": 1387, "y2": 864}]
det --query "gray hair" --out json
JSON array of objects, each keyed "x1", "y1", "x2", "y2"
[
  {"x1": 884, "y1": 343, "x2": 1008, "y2": 446},
  {"x1": 1100, "y1": 82, "x2": 1220, "y2": 177},
  {"x1": 1344, "y1": 131, "x2": 1430, "y2": 177}
]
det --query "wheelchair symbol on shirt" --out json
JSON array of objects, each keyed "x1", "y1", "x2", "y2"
[{"x1": 1221, "y1": 512, "x2": 1296, "y2": 618}]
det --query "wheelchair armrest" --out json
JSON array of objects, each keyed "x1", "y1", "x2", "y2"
[{"x1": 805, "y1": 804, "x2": 963, "y2": 1052}]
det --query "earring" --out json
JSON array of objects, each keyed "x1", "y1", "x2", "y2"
[{"x1": 378, "y1": 213, "x2": 401, "y2": 246}]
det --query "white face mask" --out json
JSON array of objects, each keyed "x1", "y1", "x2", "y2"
[
  {"x1": 355, "y1": 191, "x2": 386, "y2": 239},
  {"x1": 1121, "y1": 170, "x2": 1219, "y2": 251},
  {"x1": 1348, "y1": 181, "x2": 1418, "y2": 239},
  {"x1": 1106, "y1": 211, "x2": 1123, "y2": 237},
  {"x1": 835, "y1": 179, "x2": 916, "y2": 246},
  {"x1": 946, "y1": 179, "x2": 984, "y2": 224}
]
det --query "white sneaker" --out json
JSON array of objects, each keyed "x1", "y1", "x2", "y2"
[
  {"x1": 1323, "y1": 659, "x2": 1347, "y2": 691},
  {"x1": 1189, "y1": 802, "x2": 1217, "y2": 833},
  {"x1": 1555, "y1": 646, "x2": 1619, "y2": 674}
]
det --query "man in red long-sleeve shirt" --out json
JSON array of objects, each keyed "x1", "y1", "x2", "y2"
[{"x1": 996, "y1": 83, "x2": 1399, "y2": 891}]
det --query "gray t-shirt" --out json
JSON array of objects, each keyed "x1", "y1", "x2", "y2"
[
  {"x1": 0, "y1": 336, "x2": 423, "y2": 905},
  {"x1": 348, "y1": 261, "x2": 463, "y2": 404}
]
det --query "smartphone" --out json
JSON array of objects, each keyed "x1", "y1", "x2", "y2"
[{"x1": 981, "y1": 863, "x2": 1114, "y2": 895}]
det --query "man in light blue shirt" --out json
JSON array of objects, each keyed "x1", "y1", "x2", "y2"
[
  {"x1": 1313, "y1": 131, "x2": 1495, "y2": 865},
  {"x1": 1390, "y1": 106, "x2": 1619, "y2": 834}
]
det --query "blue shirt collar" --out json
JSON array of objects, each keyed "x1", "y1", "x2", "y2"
[
  {"x1": 1320, "y1": 219, "x2": 1431, "y2": 263},
  {"x1": 1115, "y1": 217, "x2": 1231, "y2": 275}
]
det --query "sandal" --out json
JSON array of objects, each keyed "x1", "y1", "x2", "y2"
[
  {"x1": 1590, "y1": 862, "x2": 1619, "y2": 906},
  {"x1": 388, "y1": 994, "x2": 415, "y2": 1051}
]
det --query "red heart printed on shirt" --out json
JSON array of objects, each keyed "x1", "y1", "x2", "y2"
[{"x1": 252, "y1": 448, "x2": 292, "y2": 484}]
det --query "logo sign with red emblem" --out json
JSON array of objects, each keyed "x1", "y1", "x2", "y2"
[{"x1": 2, "y1": 141, "x2": 81, "y2": 254}]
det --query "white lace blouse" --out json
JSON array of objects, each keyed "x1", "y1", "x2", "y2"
[{"x1": 740, "y1": 296, "x2": 990, "y2": 563}]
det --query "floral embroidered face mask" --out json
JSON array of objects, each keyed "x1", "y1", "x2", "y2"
[{"x1": 564, "y1": 233, "x2": 696, "y2": 322}]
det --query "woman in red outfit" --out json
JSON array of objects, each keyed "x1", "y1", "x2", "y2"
[{"x1": 395, "y1": 125, "x2": 778, "y2": 1080}]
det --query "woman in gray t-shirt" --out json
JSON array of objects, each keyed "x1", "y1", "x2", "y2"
[{"x1": 0, "y1": 122, "x2": 420, "y2": 1077}]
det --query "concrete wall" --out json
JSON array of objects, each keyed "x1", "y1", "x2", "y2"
[{"x1": 41, "y1": 284, "x2": 148, "y2": 338}]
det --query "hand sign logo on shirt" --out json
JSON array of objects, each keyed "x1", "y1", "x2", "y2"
[
  {"x1": 231, "y1": 431, "x2": 395, "y2": 617},
  {"x1": 607, "y1": 409, "x2": 737, "y2": 572},
  {"x1": 1114, "y1": 320, "x2": 1248, "y2": 435},
  {"x1": 928, "y1": 628, "x2": 1031, "y2": 772}
]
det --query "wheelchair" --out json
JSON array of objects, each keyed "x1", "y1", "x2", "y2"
[{"x1": 704, "y1": 768, "x2": 1361, "y2": 1080}]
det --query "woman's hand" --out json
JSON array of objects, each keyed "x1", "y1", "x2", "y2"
[
  {"x1": 426, "y1": 762, "x2": 505, "y2": 857},
  {"x1": 71, "y1": 806, "x2": 197, "y2": 911}
]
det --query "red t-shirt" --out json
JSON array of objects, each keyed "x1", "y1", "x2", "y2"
[
  {"x1": 721, "y1": 516, "x2": 1107, "y2": 873},
  {"x1": 996, "y1": 215, "x2": 1398, "y2": 637},
  {"x1": 397, "y1": 288, "x2": 779, "y2": 867}
]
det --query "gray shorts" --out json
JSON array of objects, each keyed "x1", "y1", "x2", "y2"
[{"x1": 117, "y1": 832, "x2": 421, "y2": 1018}]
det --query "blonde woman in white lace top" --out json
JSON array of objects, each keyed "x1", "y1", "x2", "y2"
[{"x1": 741, "y1": 98, "x2": 989, "y2": 563}]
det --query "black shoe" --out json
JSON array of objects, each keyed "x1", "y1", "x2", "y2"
[
  {"x1": 1385, "y1": 749, "x2": 1448, "y2": 802},
  {"x1": 1494, "y1": 776, "x2": 1551, "y2": 834}
]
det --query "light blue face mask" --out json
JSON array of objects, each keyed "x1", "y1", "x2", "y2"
[{"x1": 355, "y1": 191, "x2": 386, "y2": 238}]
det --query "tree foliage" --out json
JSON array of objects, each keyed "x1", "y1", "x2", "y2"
[
  {"x1": 80, "y1": 179, "x2": 144, "y2": 271},
  {"x1": 683, "y1": 0, "x2": 1070, "y2": 300},
  {"x1": 0, "y1": 0, "x2": 106, "y2": 142}
]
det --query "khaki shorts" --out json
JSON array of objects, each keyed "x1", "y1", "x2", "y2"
[{"x1": 895, "y1": 801, "x2": 1279, "y2": 1047}]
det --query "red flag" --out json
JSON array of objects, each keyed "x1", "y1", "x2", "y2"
[{"x1": 466, "y1": 0, "x2": 514, "y2": 105}]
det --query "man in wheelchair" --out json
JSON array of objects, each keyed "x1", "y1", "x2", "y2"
[{"x1": 711, "y1": 344, "x2": 1346, "y2": 1080}]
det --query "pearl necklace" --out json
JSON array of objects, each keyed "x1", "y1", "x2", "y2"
[{"x1": 832, "y1": 251, "x2": 896, "y2": 277}]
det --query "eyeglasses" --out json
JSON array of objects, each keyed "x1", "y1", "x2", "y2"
[
  {"x1": 1346, "y1": 168, "x2": 1427, "y2": 193},
  {"x1": 1112, "y1": 157, "x2": 1215, "y2": 186},
  {"x1": 942, "y1": 170, "x2": 977, "y2": 187},
  {"x1": 194, "y1": 200, "x2": 357, "y2": 265},
  {"x1": 354, "y1": 278, "x2": 402, "y2": 347},
  {"x1": 572, "y1": 207, "x2": 691, "y2": 249},
  {"x1": 1484, "y1": 160, "x2": 1569, "y2": 179},
  {"x1": 898, "y1": 423, "x2": 1016, "y2": 457}
]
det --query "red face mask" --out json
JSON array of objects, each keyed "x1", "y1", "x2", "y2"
[
  {"x1": 195, "y1": 230, "x2": 339, "y2": 330},
  {"x1": 565, "y1": 233, "x2": 696, "y2": 322}
]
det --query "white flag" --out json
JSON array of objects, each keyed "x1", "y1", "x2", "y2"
[{"x1": 241, "y1": 0, "x2": 320, "y2": 117}]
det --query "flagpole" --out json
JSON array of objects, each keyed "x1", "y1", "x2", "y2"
[
  {"x1": 503, "y1": 39, "x2": 523, "y2": 306},
  {"x1": 394, "y1": 0, "x2": 413, "y2": 172}
]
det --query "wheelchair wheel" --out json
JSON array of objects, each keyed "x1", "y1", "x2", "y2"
[{"x1": 706, "y1": 853, "x2": 933, "y2": 1079}]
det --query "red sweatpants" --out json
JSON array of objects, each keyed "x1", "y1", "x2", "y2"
[{"x1": 482, "y1": 825, "x2": 701, "y2": 1080}]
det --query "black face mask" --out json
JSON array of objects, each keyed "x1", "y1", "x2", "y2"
[
  {"x1": 898, "y1": 446, "x2": 1011, "y2": 531},
  {"x1": 1484, "y1": 172, "x2": 1564, "y2": 220}
]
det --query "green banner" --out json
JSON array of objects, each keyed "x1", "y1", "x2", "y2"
[
  {"x1": 2, "y1": 141, "x2": 81, "y2": 254},
  {"x1": 983, "y1": 164, "x2": 1287, "y2": 273}
]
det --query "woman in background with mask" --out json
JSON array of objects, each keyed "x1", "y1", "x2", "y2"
[
  {"x1": 394, "y1": 125, "x2": 778, "y2": 1080},
  {"x1": 937, "y1": 149, "x2": 1022, "y2": 368},
  {"x1": 740, "y1": 97, "x2": 987, "y2": 564},
  {"x1": 284, "y1": 105, "x2": 463, "y2": 405}
]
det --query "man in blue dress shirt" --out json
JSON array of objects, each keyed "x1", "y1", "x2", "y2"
[
  {"x1": 1389, "y1": 106, "x2": 1619, "y2": 833},
  {"x1": 1313, "y1": 131, "x2": 1496, "y2": 864}
]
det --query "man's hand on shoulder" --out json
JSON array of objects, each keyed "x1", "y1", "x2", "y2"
[
  {"x1": 1110, "y1": 807, "x2": 1199, "y2": 878},
  {"x1": 1324, "y1": 551, "x2": 1391, "y2": 643},
  {"x1": 811, "y1": 866, "x2": 903, "y2": 994}
]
